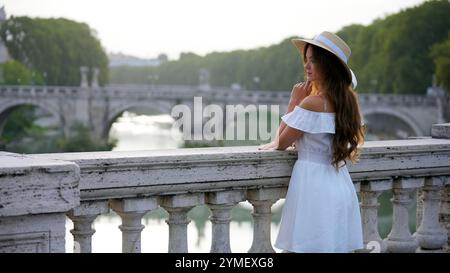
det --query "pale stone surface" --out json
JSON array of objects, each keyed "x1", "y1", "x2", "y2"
[
  {"x1": 110, "y1": 197, "x2": 158, "y2": 253},
  {"x1": 206, "y1": 191, "x2": 245, "y2": 253},
  {"x1": 110, "y1": 197, "x2": 157, "y2": 213},
  {"x1": 440, "y1": 184, "x2": 450, "y2": 252},
  {"x1": 161, "y1": 193, "x2": 204, "y2": 208},
  {"x1": 0, "y1": 152, "x2": 80, "y2": 253},
  {"x1": 415, "y1": 177, "x2": 448, "y2": 252},
  {"x1": 160, "y1": 193, "x2": 204, "y2": 253},
  {"x1": 207, "y1": 203, "x2": 235, "y2": 253},
  {"x1": 70, "y1": 200, "x2": 110, "y2": 216},
  {"x1": 28, "y1": 137, "x2": 450, "y2": 202},
  {"x1": 2, "y1": 129, "x2": 450, "y2": 253},
  {"x1": 247, "y1": 188, "x2": 282, "y2": 253},
  {"x1": 0, "y1": 213, "x2": 66, "y2": 253},
  {"x1": 360, "y1": 179, "x2": 392, "y2": 252},
  {"x1": 67, "y1": 201, "x2": 109, "y2": 253},
  {"x1": 432, "y1": 123, "x2": 450, "y2": 139},
  {"x1": 360, "y1": 186, "x2": 387, "y2": 253},
  {"x1": 0, "y1": 152, "x2": 80, "y2": 217},
  {"x1": 31, "y1": 147, "x2": 296, "y2": 200},
  {"x1": 386, "y1": 178, "x2": 421, "y2": 253},
  {"x1": 246, "y1": 187, "x2": 286, "y2": 201}
]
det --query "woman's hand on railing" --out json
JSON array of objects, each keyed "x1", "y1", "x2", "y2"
[
  {"x1": 258, "y1": 141, "x2": 278, "y2": 150},
  {"x1": 285, "y1": 142, "x2": 297, "y2": 151}
]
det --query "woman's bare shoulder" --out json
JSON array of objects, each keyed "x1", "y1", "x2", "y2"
[{"x1": 298, "y1": 95, "x2": 324, "y2": 112}]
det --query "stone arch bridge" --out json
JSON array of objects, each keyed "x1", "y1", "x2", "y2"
[{"x1": 0, "y1": 84, "x2": 448, "y2": 140}]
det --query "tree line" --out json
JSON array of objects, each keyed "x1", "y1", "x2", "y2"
[
  {"x1": 0, "y1": 16, "x2": 108, "y2": 86},
  {"x1": 111, "y1": 0, "x2": 450, "y2": 94},
  {"x1": 0, "y1": 1, "x2": 448, "y2": 94}
]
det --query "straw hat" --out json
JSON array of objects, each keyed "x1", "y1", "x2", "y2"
[{"x1": 292, "y1": 31, "x2": 357, "y2": 88}]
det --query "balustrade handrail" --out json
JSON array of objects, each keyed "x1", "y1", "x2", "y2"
[
  {"x1": 1, "y1": 125, "x2": 450, "y2": 253},
  {"x1": 28, "y1": 138, "x2": 450, "y2": 202}
]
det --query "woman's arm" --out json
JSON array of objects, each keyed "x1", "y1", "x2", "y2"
[
  {"x1": 276, "y1": 126, "x2": 303, "y2": 150},
  {"x1": 276, "y1": 95, "x2": 327, "y2": 150},
  {"x1": 258, "y1": 81, "x2": 312, "y2": 150}
]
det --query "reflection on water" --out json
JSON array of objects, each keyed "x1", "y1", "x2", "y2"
[
  {"x1": 65, "y1": 112, "x2": 416, "y2": 252},
  {"x1": 109, "y1": 111, "x2": 184, "y2": 151}
]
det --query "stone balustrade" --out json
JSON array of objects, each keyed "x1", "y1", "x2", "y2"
[
  {"x1": 358, "y1": 94, "x2": 440, "y2": 106},
  {"x1": 0, "y1": 152, "x2": 80, "y2": 252},
  {"x1": 1, "y1": 123, "x2": 449, "y2": 253},
  {"x1": 0, "y1": 84, "x2": 290, "y2": 103},
  {"x1": 2, "y1": 85, "x2": 443, "y2": 107}
]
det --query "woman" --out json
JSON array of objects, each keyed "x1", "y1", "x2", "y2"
[{"x1": 259, "y1": 31, "x2": 365, "y2": 253}]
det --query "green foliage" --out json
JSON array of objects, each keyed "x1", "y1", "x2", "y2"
[
  {"x1": 0, "y1": 105, "x2": 43, "y2": 143},
  {"x1": 57, "y1": 123, "x2": 117, "y2": 152},
  {"x1": 0, "y1": 107, "x2": 117, "y2": 153},
  {"x1": 110, "y1": 38, "x2": 302, "y2": 91},
  {"x1": 0, "y1": 105, "x2": 59, "y2": 154},
  {"x1": 430, "y1": 32, "x2": 450, "y2": 92},
  {"x1": 0, "y1": 60, "x2": 44, "y2": 85},
  {"x1": 0, "y1": 16, "x2": 109, "y2": 86},
  {"x1": 111, "y1": 1, "x2": 449, "y2": 95},
  {"x1": 109, "y1": 65, "x2": 158, "y2": 85},
  {"x1": 338, "y1": 0, "x2": 450, "y2": 94}
]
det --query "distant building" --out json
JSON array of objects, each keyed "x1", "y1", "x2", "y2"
[
  {"x1": 108, "y1": 52, "x2": 167, "y2": 67},
  {"x1": 0, "y1": 6, "x2": 10, "y2": 64}
]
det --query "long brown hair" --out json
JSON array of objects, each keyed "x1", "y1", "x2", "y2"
[{"x1": 303, "y1": 44, "x2": 366, "y2": 170}]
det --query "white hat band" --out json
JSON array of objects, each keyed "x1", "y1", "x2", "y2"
[{"x1": 315, "y1": 34, "x2": 348, "y2": 64}]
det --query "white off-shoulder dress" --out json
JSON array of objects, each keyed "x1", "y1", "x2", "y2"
[{"x1": 274, "y1": 106, "x2": 364, "y2": 253}]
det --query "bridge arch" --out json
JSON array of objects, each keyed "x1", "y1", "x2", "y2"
[
  {"x1": 0, "y1": 99, "x2": 62, "y2": 135},
  {"x1": 104, "y1": 100, "x2": 176, "y2": 138},
  {"x1": 362, "y1": 107, "x2": 424, "y2": 137}
]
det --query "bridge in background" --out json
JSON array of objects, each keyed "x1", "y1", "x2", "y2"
[{"x1": 0, "y1": 84, "x2": 448, "y2": 140}]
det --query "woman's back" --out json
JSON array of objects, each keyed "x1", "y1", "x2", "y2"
[{"x1": 275, "y1": 96, "x2": 363, "y2": 252}]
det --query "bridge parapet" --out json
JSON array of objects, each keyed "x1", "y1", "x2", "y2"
[
  {"x1": 1, "y1": 123, "x2": 449, "y2": 253},
  {"x1": 0, "y1": 85, "x2": 83, "y2": 97},
  {"x1": 0, "y1": 84, "x2": 448, "y2": 149},
  {"x1": 358, "y1": 93, "x2": 439, "y2": 106}
]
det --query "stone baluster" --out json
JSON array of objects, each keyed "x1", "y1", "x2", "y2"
[
  {"x1": 416, "y1": 189, "x2": 424, "y2": 232},
  {"x1": 160, "y1": 193, "x2": 204, "y2": 253},
  {"x1": 360, "y1": 179, "x2": 392, "y2": 253},
  {"x1": 431, "y1": 123, "x2": 450, "y2": 252},
  {"x1": 415, "y1": 176, "x2": 447, "y2": 252},
  {"x1": 110, "y1": 197, "x2": 157, "y2": 253},
  {"x1": 440, "y1": 181, "x2": 450, "y2": 252},
  {"x1": 206, "y1": 190, "x2": 245, "y2": 253},
  {"x1": 79, "y1": 66, "x2": 89, "y2": 88},
  {"x1": 91, "y1": 67, "x2": 99, "y2": 88},
  {"x1": 67, "y1": 201, "x2": 109, "y2": 253},
  {"x1": 385, "y1": 177, "x2": 424, "y2": 253},
  {"x1": 247, "y1": 188, "x2": 285, "y2": 253}
]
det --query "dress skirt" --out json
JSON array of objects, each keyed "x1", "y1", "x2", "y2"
[{"x1": 274, "y1": 159, "x2": 364, "y2": 253}]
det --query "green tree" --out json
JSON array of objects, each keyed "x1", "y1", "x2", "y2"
[
  {"x1": 0, "y1": 105, "x2": 43, "y2": 144},
  {"x1": 109, "y1": 1, "x2": 450, "y2": 95},
  {"x1": 57, "y1": 123, "x2": 117, "y2": 152},
  {"x1": 339, "y1": 0, "x2": 450, "y2": 94},
  {"x1": 430, "y1": 32, "x2": 450, "y2": 92},
  {"x1": 0, "y1": 60, "x2": 44, "y2": 85},
  {"x1": 0, "y1": 17, "x2": 109, "y2": 86}
]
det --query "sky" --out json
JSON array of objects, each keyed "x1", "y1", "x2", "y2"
[{"x1": 1, "y1": 0, "x2": 426, "y2": 60}]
